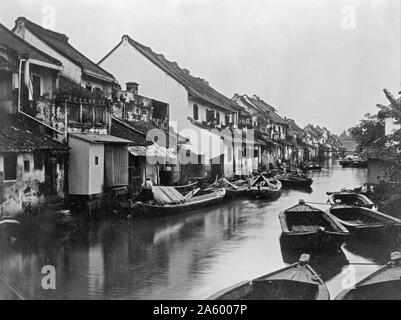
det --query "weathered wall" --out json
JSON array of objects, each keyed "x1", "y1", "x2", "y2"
[
  {"x1": 99, "y1": 37, "x2": 189, "y2": 132},
  {"x1": 14, "y1": 26, "x2": 111, "y2": 92},
  {"x1": 0, "y1": 152, "x2": 65, "y2": 217}
]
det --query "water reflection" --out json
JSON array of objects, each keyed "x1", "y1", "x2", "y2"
[{"x1": 0, "y1": 159, "x2": 399, "y2": 300}]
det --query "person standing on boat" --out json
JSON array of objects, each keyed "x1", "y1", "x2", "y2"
[{"x1": 141, "y1": 177, "x2": 154, "y2": 203}]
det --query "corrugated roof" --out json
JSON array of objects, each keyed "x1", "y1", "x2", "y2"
[
  {"x1": 0, "y1": 22, "x2": 61, "y2": 66},
  {"x1": 69, "y1": 133, "x2": 131, "y2": 144},
  {"x1": 108, "y1": 35, "x2": 240, "y2": 112},
  {"x1": 14, "y1": 17, "x2": 114, "y2": 82},
  {"x1": 0, "y1": 115, "x2": 68, "y2": 153},
  {"x1": 128, "y1": 143, "x2": 177, "y2": 161}
]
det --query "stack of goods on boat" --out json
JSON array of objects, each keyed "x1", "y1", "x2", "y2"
[
  {"x1": 207, "y1": 254, "x2": 329, "y2": 300},
  {"x1": 247, "y1": 174, "x2": 282, "y2": 200},
  {"x1": 212, "y1": 178, "x2": 250, "y2": 198},
  {"x1": 279, "y1": 200, "x2": 349, "y2": 252},
  {"x1": 335, "y1": 252, "x2": 401, "y2": 300},
  {"x1": 129, "y1": 186, "x2": 226, "y2": 217},
  {"x1": 275, "y1": 169, "x2": 313, "y2": 188}
]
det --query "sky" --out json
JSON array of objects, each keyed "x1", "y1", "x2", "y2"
[{"x1": 1, "y1": 0, "x2": 400, "y2": 134}]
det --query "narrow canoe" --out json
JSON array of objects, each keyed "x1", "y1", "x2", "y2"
[
  {"x1": 206, "y1": 254, "x2": 330, "y2": 300},
  {"x1": 279, "y1": 200, "x2": 350, "y2": 252},
  {"x1": 327, "y1": 191, "x2": 375, "y2": 209},
  {"x1": 327, "y1": 204, "x2": 401, "y2": 235},
  {"x1": 129, "y1": 188, "x2": 226, "y2": 217},
  {"x1": 335, "y1": 252, "x2": 401, "y2": 300}
]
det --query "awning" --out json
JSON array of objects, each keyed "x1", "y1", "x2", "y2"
[
  {"x1": 69, "y1": 133, "x2": 132, "y2": 144},
  {"x1": 128, "y1": 143, "x2": 177, "y2": 164}
]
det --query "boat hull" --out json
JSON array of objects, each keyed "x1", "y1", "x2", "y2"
[
  {"x1": 277, "y1": 178, "x2": 313, "y2": 188},
  {"x1": 207, "y1": 259, "x2": 329, "y2": 300},
  {"x1": 247, "y1": 188, "x2": 281, "y2": 200},
  {"x1": 130, "y1": 190, "x2": 225, "y2": 217},
  {"x1": 280, "y1": 231, "x2": 348, "y2": 252},
  {"x1": 327, "y1": 205, "x2": 401, "y2": 238}
]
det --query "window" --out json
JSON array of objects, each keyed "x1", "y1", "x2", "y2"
[
  {"x1": 254, "y1": 149, "x2": 259, "y2": 158},
  {"x1": 85, "y1": 83, "x2": 92, "y2": 91},
  {"x1": 32, "y1": 74, "x2": 41, "y2": 100},
  {"x1": 206, "y1": 110, "x2": 215, "y2": 123},
  {"x1": 95, "y1": 108, "x2": 106, "y2": 125},
  {"x1": 193, "y1": 104, "x2": 199, "y2": 121},
  {"x1": 216, "y1": 112, "x2": 220, "y2": 125},
  {"x1": 68, "y1": 104, "x2": 80, "y2": 123},
  {"x1": 95, "y1": 156, "x2": 99, "y2": 165},
  {"x1": 23, "y1": 160, "x2": 30, "y2": 172},
  {"x1": 4, "y1": 154, "x2": 17, "y2": 181},
  {"x1": 34, "y1": 151, "x2": 44, "y2": 170},
  {"x1": 82, "y1": 105, "x2": 92, "y2": 124}
]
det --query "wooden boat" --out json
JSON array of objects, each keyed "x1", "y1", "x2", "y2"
[
  {"x1": 327, "y1": 204, "x2": 401, "y2": 236},
  {"x1": 207, "y1": 254, "x2": 329, "y2": 300},
  {"x1": 335, "y1": 252, "x2": 401, "y2": 300},
  {"x1": 247, "y1": 174, "x2": 282, "y2": 199},
  {"x1": 276, "y1": 170, "x2": 313, "y2": 188},
  {"x1": 220, "y1": 178, "x2": 249, "y2": 198},
  {"x1": 129, "y1": 188, "x2": 226, "y2": 217},
  {"x1": 327, "y1": 190, "x2": 375, "y2": 209},
  {"x1": 279, "y1": 200, "x2": 349, "y2": 252},
  {"x1": 304, "y1": 162, "x2": 322, "y2": 171}
]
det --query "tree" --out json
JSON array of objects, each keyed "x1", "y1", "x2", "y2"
[{"x1": 348, "y1": 113, "x2": 385, "y2": 150}]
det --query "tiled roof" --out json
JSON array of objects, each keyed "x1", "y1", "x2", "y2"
[
  {"x1": 0, "y1": 115, "x2": 68, "y2": 153},
  {"x1": 111, "y1": 118, "x2": 149, "y2": 146},
  {"x1": 14, "y1": 17, "x2": 114, "y2": 82},
  {"x1": 0, "y1": 22, "x2": 61, "y2": 67},
  {"x1": 124, "y1": 119, "x2": 187, "y2": 145},
  {"x1": 244, "y1": 95, "x2": 288, "y2": 125},
  {"x1": 107, "y1": 35, "x2": 240, "y2": 112},
  {"x1": 287, "y1": 119, "x2": 304, "y2": 135}
]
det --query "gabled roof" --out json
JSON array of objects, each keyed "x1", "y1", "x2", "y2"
[
  {"x1": 0, "y1": 22, "x2": 61, "y2": 67},
  {"x1": 100, "y1": 35, "x2": 240, "y2": 113},
  {"x1": 304, "y1": 125, "x2": 322, "y2": 138},
  {"x1": 14, "y1": 17, "x2": 115, "y2": 82},
  {"x1": 244, "y1": 95, "x2": 288, "y2": 125},
  {"x1": 0, "y1": 114, "x2": 68, "y2": 153},
  {"x1": 287, "y1": 119, "x2": 304, "y2": 135}
]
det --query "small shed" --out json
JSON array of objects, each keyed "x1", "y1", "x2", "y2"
[{"x1": 68, "y1": 133, "x2": 131, "y2": 196}]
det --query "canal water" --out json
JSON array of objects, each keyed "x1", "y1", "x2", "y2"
[{"x1": 0, "y1": 159, "x2": 399, "y2": 300}]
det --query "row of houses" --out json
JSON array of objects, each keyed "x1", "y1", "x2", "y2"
[{"x1": 0, "y1": 17, "x2": 343, "y2": 216}]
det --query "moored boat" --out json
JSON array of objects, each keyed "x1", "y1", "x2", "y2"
[
  {"x1": 206, "y1": 254, "x2": 329, "y2": 300},
  {"x1": 304, "y1": 162, "x2": 322, "y2": 171},
  {"x1": 335, "y1": 252, "x2": 401, "y2": 300},
  {"x1": 128, "y1": 188, "x2": 226, "y2": 217},
  {"x1": 247, "y1": 174, "x2": 282, "y2": 200},
  {"x1": 276, "y1": 170, "x2": 313, "y2": 188},
  {"x1": 215, "y1": 178, "x2": 250, "y2": 199},
  {"x1": 327, "y1": 204, "x2": 401, "y2": 236},
  {"x1": 279, "y1": 200, "x2": 349, "y2": 252},
  {"x1": 327, "y1": 190, "x2": 375, "y2": 209}
]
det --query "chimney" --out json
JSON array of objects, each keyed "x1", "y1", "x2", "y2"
[{"x1": 126, "y1": 82, "x2": 138, "y2": 94}]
